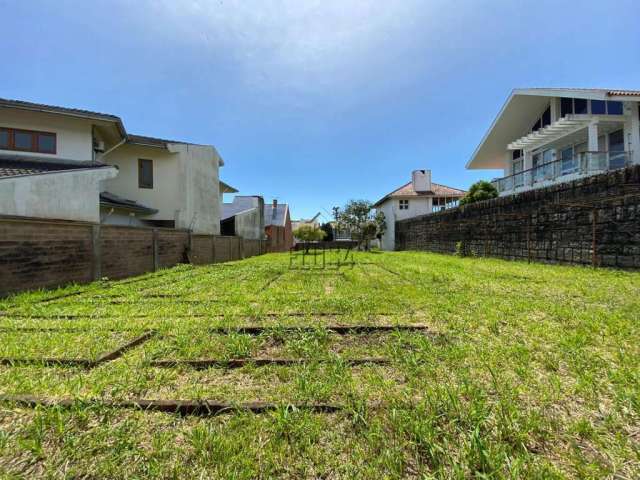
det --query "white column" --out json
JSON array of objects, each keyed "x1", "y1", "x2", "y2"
[
  {"x1": 550, "y1": 97, "x2": 560, "y2": 123},
  {"x1": 628, "y1": 102, "x2": 640, "y2": 165},
  {"x1": 588, "y1": 120, "x2": 599, "y2": 151}
]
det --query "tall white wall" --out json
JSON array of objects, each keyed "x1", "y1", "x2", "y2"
[
  {"x1": 171, "y1": 143, "x2": 221, "y2": 234},
  {"x1": 0, "y1": 108, "x2": 94, "y2": 162},
  {"x1": 0, "y1": 168, "x2": 117, "y2": 222},
  {"x1": 378, "y1": 197, "x2": 432, "y2": 250},
  {"x1": 102, "y1": 144, "x2": 180, "y2": 221}
]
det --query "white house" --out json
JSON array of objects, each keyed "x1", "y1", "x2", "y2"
[
  {"x1": 0, "y1": 98, "x2": 225, "y2": 234},
  {"x1": 467, "y1": 88, "x2": 640, "y2": 195},
  {"x1": 374, "y1": 170, "x2": 465, "y2": 251}
]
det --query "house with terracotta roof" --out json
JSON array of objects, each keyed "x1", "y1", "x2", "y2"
[
  {"x1": 468, "y1": 88, "x2": 640, "y2": 196},
  {"x1": 374, "y1": 170, "x2": 465, "y2": 250},
  {"x1": 0, "y1": 98, "x2": 225, "y2": 233}
]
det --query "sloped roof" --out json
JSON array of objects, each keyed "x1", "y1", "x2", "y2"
[
  {"x1": 219, "y1": 181, "x2": 239, "y2": 194},
  {"x1": 0, "y1": 97, "x2": 121, "y2": 122},
  {"x1": 100, "y1": 192, "x2": 157, "y2": 215},
  {"x1": 127, "y1": 134, "x2": 188, "y2": 148},
  {"x1": 0, "y1": 155, "x2": 112, "y2": 179},
  {"x1": 374, "y1": 181, "x2": 466, "y2": 206},
  {"x1": 264, "y1": 203, "x2": 289, "y2": 227},
  {"x1": 222, "y1": 196, "x2": 262, "y2": 220}
]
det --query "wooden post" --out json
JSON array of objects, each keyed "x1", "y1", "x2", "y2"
[{"x1": 152, "y1": 229, "x2": 159, "y2": 271}]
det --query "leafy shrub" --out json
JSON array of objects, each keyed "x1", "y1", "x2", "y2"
[{"x1": 459, "y1": 181, "x2": 498, "y2": 206}]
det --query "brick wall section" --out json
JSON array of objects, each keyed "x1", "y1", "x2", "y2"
[
  {"x1": 157, "y1": 230, "x2": 189, "y2": 268},
  {"x1": 0, "y1": 219, "x2": 267, "y2": 295},
  {"x1": 100, "y1": 226, "x2": 154, "y2": 279},
  {"x1": 0, "y1": 218, "x2": 93, "y2": 293},
  {"x1": 396, "y1": 166, "x2": 640, "y2": 269}
]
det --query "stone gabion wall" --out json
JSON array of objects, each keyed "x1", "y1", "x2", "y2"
[{"x1": 395, "y1": 165, "x2": 640, "y2": 269}]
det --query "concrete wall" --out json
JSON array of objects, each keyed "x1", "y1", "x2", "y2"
[
  {"x1": 234, "y1": 207, "x2": 264, "y2": 240},
  {"x1": 0, "y1": 107, "x2": 96, "y2": 161},
  {"x1": 101, "y1": 143, "x2": 222, "y2": 235},
  {"x1": 172, "y1": 143, "x2": 221, "y2": 235},
  {"x1": 101, "y1": 144, "x2": 180, "y2": 221},
  {"x1": 396, "y1": 165, "x2": 640, "y2": 269},
  {"x1": 0, "y1": 168, "x2": 117, "y2": 223},
  {"x1": 0, "y1": 217, "x2": 266, "y2": 295},
  {"x1": 378, "y1": 197, "x2": 431, "y2": 251}
]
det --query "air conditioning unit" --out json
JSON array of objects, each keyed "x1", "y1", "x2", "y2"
[{"x1": 93, "y1": 140, "x2": 105, "y2": 153}]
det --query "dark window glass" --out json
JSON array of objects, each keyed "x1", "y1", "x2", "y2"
[
  {"x1": 14, "y1": 131, "x2": 33, "y2": 150},
  {"x1": 542, "y1": 107, "x2": 551, "y2": 126},
  {"x1": 574, "y1": 98, "x2": 588, "y2": 114},
  {"x1": 138, "y1": 159, "x2": 153, "y2": 188},
  {"x1": 607, "y1": 101, "x2": 623, "y2": 115},
  {"x1": 0, "y1": 129, "x2": 8, "y2": 149},
  {"x1": 609, "y1": 129, "x2": 626, "y2": 169},
  {"x1": 37, "y1": 133, "x2": 56, "y2": 153},
  {"x1": 532, "y1": 119, "x2": 541, "y2": 132},
  {"x1": 591, "y1": 100, "x2": 606, "y2": 114},
  {"x1": 512, "y1": 149, "x2": 522, "y2": 160},
  {"x1": 560, "y1": 97, "x2": 573, "y2": 117}
]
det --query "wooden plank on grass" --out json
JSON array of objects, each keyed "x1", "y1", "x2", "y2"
[
  {"x1": 149, "y1": 357, "x2": 390, "y2": 369},
  {"x1": 0, "y1": 395, "x2": 343, "y2": 416}
]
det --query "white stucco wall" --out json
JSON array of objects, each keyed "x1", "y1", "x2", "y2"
[
  {"x1": 0, "y1": 167, "x2": 117, "y2": 222},
  {"x1": 0, "y1": 108, "x2": 95, "y2": 162},
  {"x1": 102, "y1": 143, "x2": 222, "y2": 234},
  {"x1": 171, "y1": 143, "x2": 221, "y2": 234},
  {"x1": 234, "y1": 208, "x2": 264, "y2": 240},
  {"x1": 101, "y1": 144, "x2": 180, "y2": 221},
  {"x1": 378, "y1": 197, "x2": 432, "y2": 251}
]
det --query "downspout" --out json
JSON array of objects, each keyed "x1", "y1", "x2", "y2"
[{"x1": 98, "y1": 137, "x2": 127, "y2": 163}]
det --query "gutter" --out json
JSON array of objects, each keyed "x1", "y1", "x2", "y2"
[{"x1": 99, "y1": 137, "x2": 127, "y2": 160}]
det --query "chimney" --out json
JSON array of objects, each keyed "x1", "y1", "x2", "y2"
[
  {"x1": 412, "y1": 169, "x2": 431, "y2": 192},
  {"x1": 272, "y1": 199, "x2": 278, "y2": 208}
]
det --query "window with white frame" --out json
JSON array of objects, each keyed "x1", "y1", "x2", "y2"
[{"x1": 398, "y1": 199, "x2": 409, "y2": 210}]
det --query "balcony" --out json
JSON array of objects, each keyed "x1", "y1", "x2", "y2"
[{"x1": 492, "y1": 151, "x2": 632, "y2": 194}]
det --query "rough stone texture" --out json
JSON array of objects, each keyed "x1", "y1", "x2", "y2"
[
  {"x1": 396, "y1": 166, "x2": 640, "y2": 269},
  {"x1": 0, "y1": 219, "x2": 266, "y2": 295}
]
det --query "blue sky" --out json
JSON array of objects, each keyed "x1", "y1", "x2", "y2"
[{"x1": 3, "y1": 0, "x2": 640, "y2": 220}]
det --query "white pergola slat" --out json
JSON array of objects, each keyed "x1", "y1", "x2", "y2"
[{"x1": 507, "y1": 116, "x2": 592, "y2": 150}]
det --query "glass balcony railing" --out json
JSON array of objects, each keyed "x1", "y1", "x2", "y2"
[{"x1": 492, "y1": 151, "x2": 632, "y2": 194}]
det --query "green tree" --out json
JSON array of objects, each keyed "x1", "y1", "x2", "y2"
[
  {"x1": 459, "y1": 180, "x2": 498, "y2": 206},
  {"x1": 334, "y1": 200, "x2": 386, "y2": 250},
  {"x1": 293, "y1": 225, "x2": 326, "y2": 252},
  {"x1": 320, "y1": 222, "x2": 334, "y2": 241}
]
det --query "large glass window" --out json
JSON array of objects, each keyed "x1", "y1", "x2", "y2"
[
  {"x1": 0, "y1": 128, "x2": 57, "y2": 154},
  {"x1": 591, "y1": 100, "x2": 606, "y2": 114},
  {"x1": 607, "y1": 101, "x2": 623, "y2": 115},
  {"x1": 560, "y1": 97, "x2": 573, "y2": 117},
  {"x1": 138, "y1": 159, "x2": 154, "y2": 189},
  {"x1": 13, "y1": 130, "x2": 34, "y2": 151},
  {"x1": 574, "y1": 98, "x2": 588, "y2": 114},
  {"x1": 0, "y1": 129, "x2": 8, "y2": 149},
  {"x1": 560, "y1": 146, "x2": 576, "y2": 174},
  {"x1": 609, "y1": 129, "x2": 626, "y2": 169}
]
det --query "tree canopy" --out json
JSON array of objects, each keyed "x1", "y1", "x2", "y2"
[
  {"x1": 334, "y1": 200, "x2": 386, "y2": 250},
  {"x1": 459, "y1": 180, "x2": 498, "y2": 206}
]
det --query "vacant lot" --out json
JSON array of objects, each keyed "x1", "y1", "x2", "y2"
[{"x1": 0, "y1": 251, "x2": 638, "y2": 479}]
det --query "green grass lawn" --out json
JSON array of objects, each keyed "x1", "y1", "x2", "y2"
[{"x1": 0, "y1": 251, "x2": 638, "y2": 479}]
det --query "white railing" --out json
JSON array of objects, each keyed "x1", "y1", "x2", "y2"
[{"x1": 492, "y1": 151, "x2": 632, "y2": 194}]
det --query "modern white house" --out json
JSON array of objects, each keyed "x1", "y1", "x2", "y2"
[
  {"x1": 0, "y1": 98, "x2": 225, "y2": 234},
  {"x1": 467, "y1": 88, "x2": 640, "y2": 195},
  {"x1": 374, "y1": 170, "x2": 465, "y2": 250}
]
